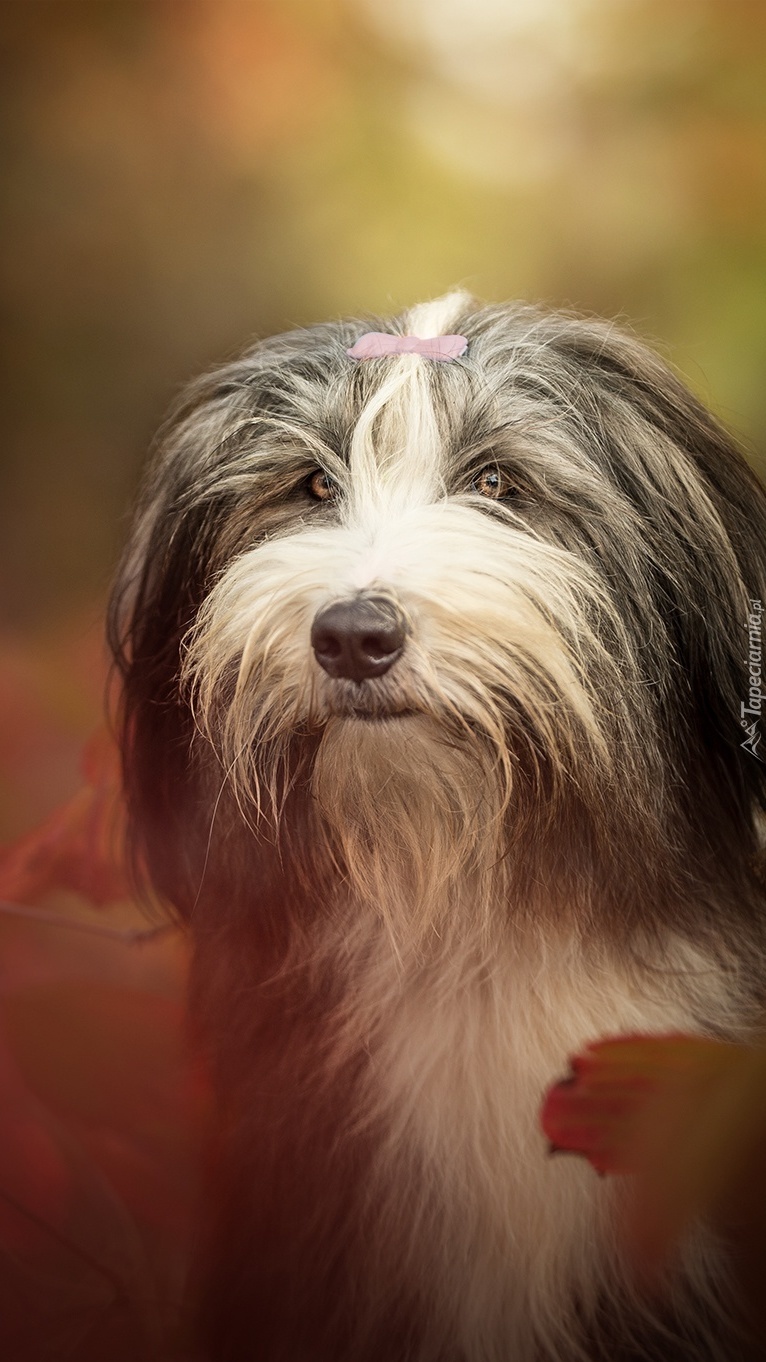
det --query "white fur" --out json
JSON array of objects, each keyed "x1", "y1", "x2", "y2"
[{"x1": 334, "y1": 923, "x2": 737, "y2": 1361}]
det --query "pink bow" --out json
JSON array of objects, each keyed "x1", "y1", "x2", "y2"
[{"x1": 347, "y1": 333, "x2": 468, "y2": 361}]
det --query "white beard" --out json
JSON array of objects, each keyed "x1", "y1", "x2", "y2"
[{"x1": 309, "y1": 715, "x2": 508, "y2": 959}]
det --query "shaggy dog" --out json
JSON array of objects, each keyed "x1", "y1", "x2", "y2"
[{"x1": 109, "y1": 293, "x2": 766, "y2": 1361}]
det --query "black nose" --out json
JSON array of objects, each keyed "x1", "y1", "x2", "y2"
[{"x1": 311, "y1": 595, "x2": 408, "y2": 682}]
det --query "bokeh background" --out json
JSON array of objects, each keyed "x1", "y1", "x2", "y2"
[
  {"x1": 2, "y1": 0, "x2": 766, "y2": 833},
  {"x1": 1, "y1": 3, "x2": 766, "y2": 1354}
]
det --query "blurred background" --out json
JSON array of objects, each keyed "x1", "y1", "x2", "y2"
[
  {"x1": 1, "y1": 3, "x2": 766, "y2": 1354},
  {"x1": 2, "y1": 0, "x2": 766, "y2": 832}
]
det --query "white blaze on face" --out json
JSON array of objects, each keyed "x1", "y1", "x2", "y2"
[{"x1": 345, "y1": 290, "x2": 471, "y2": 581}]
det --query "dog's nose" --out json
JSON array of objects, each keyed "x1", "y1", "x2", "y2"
[{"x1": 311, "y1": 596, "x2": 407, "y2": 682}]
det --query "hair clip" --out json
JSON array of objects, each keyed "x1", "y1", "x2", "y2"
[{"x1": 347, "y1": 333, "x2": 468, "y2": 361}]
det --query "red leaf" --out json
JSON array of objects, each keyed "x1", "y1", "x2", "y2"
[
  {"x1": 0, "y1": 728, "x2": 132, "y2": 907},
  {"x1": 540, "y1": 1033, "x2": 736, "y2": 1176},
  {"x1": 541, "y1": 1033, "x2": 766, "y2": 1279}
]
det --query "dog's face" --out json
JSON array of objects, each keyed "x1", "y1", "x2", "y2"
[{"x1": 111, "y1": 294, "x2": 766, "y2": 951}]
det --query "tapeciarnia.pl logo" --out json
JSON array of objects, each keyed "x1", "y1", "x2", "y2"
[{"x1": 741, "y1": 598, "x2": 763, "y2": 761}]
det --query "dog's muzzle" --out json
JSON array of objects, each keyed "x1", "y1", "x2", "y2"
[{"x1": 311, "y1": 594, "x2": 408, "y2": 683}]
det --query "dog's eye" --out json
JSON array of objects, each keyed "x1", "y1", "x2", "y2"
[
  {"x1": 471, "y1": 466, "x2": 517, "y2": 500},
  {"x1": 307, "y1": 470, "x2": 338, "y2": 502}
]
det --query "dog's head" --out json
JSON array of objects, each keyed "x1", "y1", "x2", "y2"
[{"x1": 110, "y1": 294, "x2": 766, "y2": 951}]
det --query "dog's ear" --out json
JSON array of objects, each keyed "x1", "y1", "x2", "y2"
[
  {"x1": 107, "y1": 327, "x2": 358, "y2": 920},
  {"x1": 554, "y1": 321, "x2": 766, "y2": 833},
  {"x1": 108, "y1": 367, "x2": 260, "y2": 916}
]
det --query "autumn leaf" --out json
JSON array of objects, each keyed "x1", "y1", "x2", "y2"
[
  {"x1": 541, "y1": 1032, "x2": 766, "y2": 1298},
  {"x1": 540, "y1": 1033, "x2": 742, "y2": 1175},
  {"x1": 0, "y1": 727, "x2": 132, "y2": 908}
]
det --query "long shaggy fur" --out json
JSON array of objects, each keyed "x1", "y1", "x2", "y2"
[{"x1": 110, "y1": 293, "x2": 766, "y2": 1361}]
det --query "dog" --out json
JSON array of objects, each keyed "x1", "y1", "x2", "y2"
[{"x1": 109, "y1": 292, "x2": 766, "y2": 1361}]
